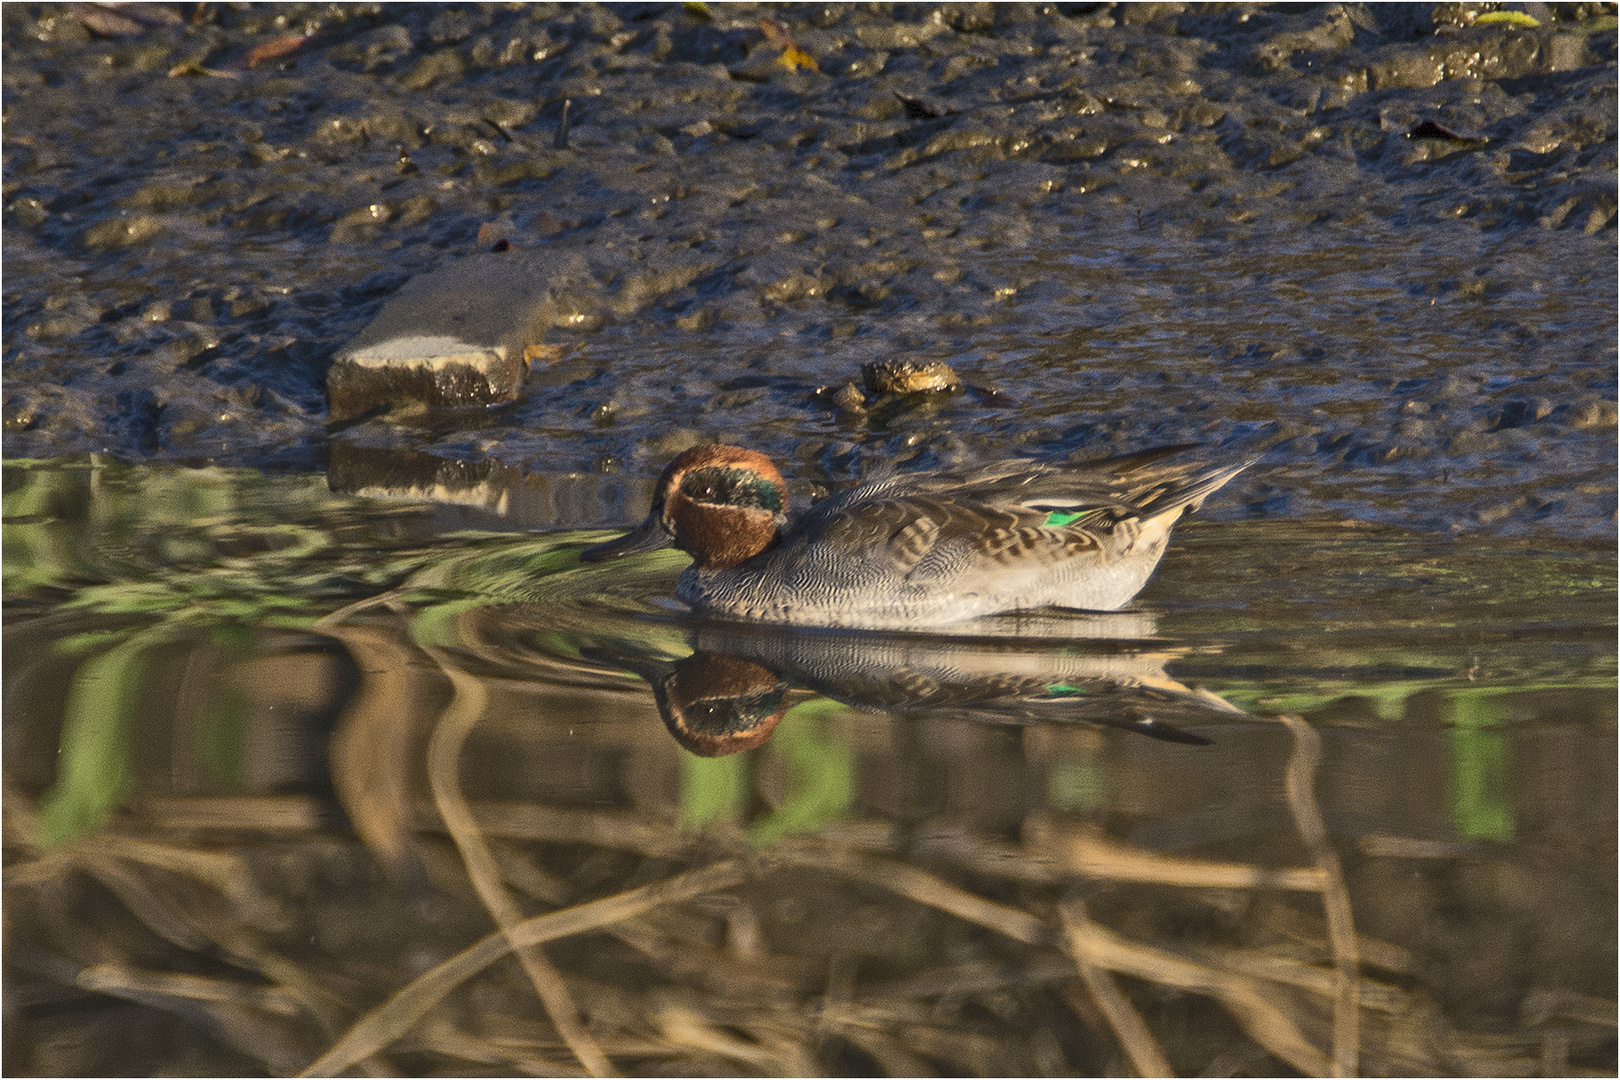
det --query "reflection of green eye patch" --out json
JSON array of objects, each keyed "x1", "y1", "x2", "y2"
[
  {"x1": 681, "y1": 467, "x2": 783, "y2": 513},
  {"x1": 682, "y1": 688, "x2": 787, "y2": 734}
]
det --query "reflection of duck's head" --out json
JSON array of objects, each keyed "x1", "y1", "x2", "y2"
[
  {"x1": 581, "y1": 445, "x2": 788, "y2": 571},
  {"x1": 657, "y1": 650, "x2": 790, "y2": 756}
]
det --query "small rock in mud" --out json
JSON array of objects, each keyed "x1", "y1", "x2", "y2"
[
  {"x1": 828, "y1": 381, "x2": 868, "y2": 416},
  {"x1": 861, "y1": 359, "x2": 963, "y2": 395}
]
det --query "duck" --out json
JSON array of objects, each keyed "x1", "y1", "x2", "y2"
[{"x1": 580, "y1": 443, "x2": 1253, "y2": 630}]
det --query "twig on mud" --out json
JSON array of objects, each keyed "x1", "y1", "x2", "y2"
[
  {"x1": 1061, "y1": 910, "x2": 1332, "y2": 1077},
  {"x1": 773, "y1": 845, "x2": 1049, "y2": 945}
]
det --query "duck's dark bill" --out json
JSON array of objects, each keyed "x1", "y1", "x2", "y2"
[{"x1": 580, "y1": 514, "x2": 674, "y2": 562}]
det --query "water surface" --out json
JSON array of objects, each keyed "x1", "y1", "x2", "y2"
[{"x1": 5, "y1": 458, "x2": 1613, "y2": 1076}]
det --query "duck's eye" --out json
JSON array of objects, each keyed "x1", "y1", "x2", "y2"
[{"x1": 699, "y1": 485, "x2": 716, "y2": 498}]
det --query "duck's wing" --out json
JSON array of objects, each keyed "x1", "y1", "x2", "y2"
[
  {"x1": 782, "y1": 470, "x2": 1094, "y2": 582},
  {"x1": 1019, "y1": 451, "x2": 1257, "y2": 528},
  {"x1": 807, "y1": 446, "x2": 1254, "y2": 526},
  {"x1": 808, "y1": 489, "x2": 1094, "y2": 578},
  {"x1": 784, "y1": 447, "x2": 1252, "y2": 578}
]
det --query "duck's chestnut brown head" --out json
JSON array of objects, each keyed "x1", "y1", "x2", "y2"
[{"x1": 581, "y1": 445, "x2": 788, "y2": 571}]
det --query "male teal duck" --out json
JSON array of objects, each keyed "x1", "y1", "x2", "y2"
[{"x1": 581, "y1": 443, "x2": 1252, "y2": 630}]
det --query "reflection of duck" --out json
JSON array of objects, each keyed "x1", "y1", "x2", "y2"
[
  {"x1": 582, "y1": 443, "x2": 1251, "y2": 629},
  {"x1": 649, "y1": 651, "x2": 789, "y2": 757},
  {"x1": 598, "y1": 620, "x2": 1246, "y2": 756}
]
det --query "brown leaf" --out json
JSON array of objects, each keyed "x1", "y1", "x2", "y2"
[
  {"x1": 244, "y1": 34, "x2": 311, "y2": 69},
  {"x1": 758, "y1": 18, "x2": 792, "y2": 49},
  {"x1": 69, "y1": 3, "x2": 146, "y2": 37}
]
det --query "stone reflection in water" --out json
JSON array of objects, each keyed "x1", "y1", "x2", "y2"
[{"x1": 327, "y1": 439, "x2": 656, "y2": 533}]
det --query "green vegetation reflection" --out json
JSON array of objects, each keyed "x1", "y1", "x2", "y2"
[{"x1": 679, "y1": 699, "x2": 856, "y2": 844}]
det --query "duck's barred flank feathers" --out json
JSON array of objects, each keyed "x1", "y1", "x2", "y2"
[
  {"x1": 974, "y1": 525, "x2": 1102, "y2": 567},
  {"x1": 885, "y1": 514, "x2": 940, "y2": 574}
]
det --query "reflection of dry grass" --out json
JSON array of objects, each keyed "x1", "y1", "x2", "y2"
[
  {"x1": 424, "y1": 646, "x2": 609, "y2": 1076},
  {"x1": 1039, "y1": 714, "x2": 1349, "y2": 1078},
  {"x1": 7, "y1": 655, "x2": 1616, "y2": 1078},
  {"x1": 328, "y1": 621, "x2": 443, "y2": 894}
]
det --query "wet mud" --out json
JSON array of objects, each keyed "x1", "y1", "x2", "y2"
[{"x1": 3, "y1": 2, "x2": 1616, "y2": 536}]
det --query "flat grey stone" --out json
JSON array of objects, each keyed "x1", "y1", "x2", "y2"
[{"x1": 328, "y1": 251, "x2": 577, "y2": 420}]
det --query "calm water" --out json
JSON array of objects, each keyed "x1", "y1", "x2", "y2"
[{"x1": 3, "y1": 457, "x2": 1614, "y2": 1076}]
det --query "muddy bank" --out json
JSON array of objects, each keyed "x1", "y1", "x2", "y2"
[{"x1": 2, "y1": 2, "x2": 1615, "y2": 536}]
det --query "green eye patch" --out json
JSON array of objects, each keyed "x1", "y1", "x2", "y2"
[{"x1": 680, "y1": 466, "x2": 784, "y2": 513}]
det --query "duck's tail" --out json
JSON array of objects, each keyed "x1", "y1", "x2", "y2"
[{"x1": 1131, "y1": 455, "x2": 1256, "y2": 522}]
